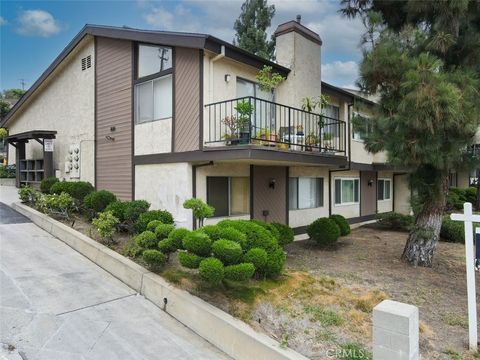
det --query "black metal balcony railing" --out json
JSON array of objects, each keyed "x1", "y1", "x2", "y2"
[{"x1": 204, "y1": 96, "x2": 346, "y2": 154}]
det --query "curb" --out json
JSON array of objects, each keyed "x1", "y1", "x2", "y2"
[{"x1": 12, "y1": 202, "x2": 309, "y2": 360}]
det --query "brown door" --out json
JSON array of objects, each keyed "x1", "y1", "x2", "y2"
[
  {"x1": 251, "y1": 165, "x2": 288, "y2": 224},
  {"x1": 360, "y1": 171, "x2": 377, "y2": 216}
]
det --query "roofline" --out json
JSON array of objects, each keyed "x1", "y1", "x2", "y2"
[
  {"x1": 321, "y1": 81, "x2": 377, "y2": 106},
  {"x1": 1, "y1": 24, "x2": 290, "y2": 127}
]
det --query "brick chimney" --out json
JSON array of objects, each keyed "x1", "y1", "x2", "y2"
[{"x1": 274, "y1": 17, "x2": 322, "y2": 107}]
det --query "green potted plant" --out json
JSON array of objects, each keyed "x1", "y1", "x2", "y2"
[
  {"x1": 305, "y1": 132, "x2": 319, "y2": 151},
  {"x1": 234, "y1": 100, "x2": 254, "y2": 144},
  {"x1": 222, "y1": 115, "x2": 239, "y2": 145}
]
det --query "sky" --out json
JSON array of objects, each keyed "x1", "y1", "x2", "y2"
[{"x1": 0, "y1": 0, "x2": 365, "y2": 92}]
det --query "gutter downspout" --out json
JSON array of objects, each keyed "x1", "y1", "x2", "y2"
[
  {"x1": 328, "y1": 102, "x2": 353, "y2": 216},
  {"x1": 192, "y1": 161, "x2": 214, "y2": 229},
  {"x1": 209, "y1": 45, "x2": 225, "y2": 103}
]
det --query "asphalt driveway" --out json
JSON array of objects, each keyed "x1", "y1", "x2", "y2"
[{"x1": 0, "y1": 189, "x2": 228, "y2": 360}]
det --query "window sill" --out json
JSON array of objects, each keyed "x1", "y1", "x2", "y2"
[
  {"x1": 334, "y1": 202, "x2": 359, "y2": 207},
  {"x1": 289, "y1": 206, "x2": 325, "y2": 211}
]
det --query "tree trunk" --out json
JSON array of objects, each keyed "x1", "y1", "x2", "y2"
[{"x1": 401, "y1": 176, "x2": 449, "y2": 267}]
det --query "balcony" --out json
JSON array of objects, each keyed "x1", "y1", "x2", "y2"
[{"x1": 204, "y1": 97, "x2": 347, "y2": 156}]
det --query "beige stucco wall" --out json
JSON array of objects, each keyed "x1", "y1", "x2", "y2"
[
  {"x1": 7, "y1": 37, "x2": 95, "y2": 184},
  {"x1": 275, "y1": 31, "x2": 322, "y2": 108},
  {"x1": 377, "y1": 171, "x2": 393, "y2": 213},
  {"x1": 134, "y1": 120, "x2": 172, "y2": 155},
  {"x1": 394, "y1": 174, "x2": 411, "y2": 215},
  {"x1": 457, "y1": 170, "x2": 470, "y2": 188},
  {"x1": 288, "y1": 166, "x2": 329, "y2": 227},
  {"x1": 135, "y1": 162, "x2": 193, "y2": 229},
  {"x1": 331, "y1": 170, "x2": 360, "y2": 218}
]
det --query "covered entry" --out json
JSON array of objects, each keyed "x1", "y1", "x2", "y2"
[
  {"x1": 360, "y1": 170, "x2": 377, "y2": 217},
  {"x1": 6, "y1": 130, "x2": 57, "y2": 188},
  {"x1": 251, "y1": 165, "x2": 288, "y2": 224}
]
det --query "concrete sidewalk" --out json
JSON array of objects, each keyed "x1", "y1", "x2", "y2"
[{"x1": 0, "y1": 191, "x2": 228, "y2": 359}]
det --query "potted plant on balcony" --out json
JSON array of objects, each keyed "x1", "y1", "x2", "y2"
[
  {"x1": 222, "y1": 115, "x2": 239, "y2": 146},
  {"x1": 305, "y1": 132, "x2": 319, "y2": 151},
  {"x1": 323, "y1": 132, "x2": 334, "y2": 152},
  {"x1": 234, "y1": 100, "x2": 254, "y2": 145},
  {"x1": 258, "y1": 128, "x2": 270, "y2": 146},
  {"x1": 296, "y1": 124, "x2": 304, "y2": 136}
]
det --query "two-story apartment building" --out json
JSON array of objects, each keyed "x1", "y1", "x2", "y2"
[{"x1": 2, "y1": 20, "x2": 412, "y2": 231}]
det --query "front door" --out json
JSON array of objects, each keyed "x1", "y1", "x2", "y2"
[
  {"x1": 251, "y1": 165, "x2": 288, "y2": 224},
  {"x1": 360, "y1": 171, "x2": 377, "y2": 216}
]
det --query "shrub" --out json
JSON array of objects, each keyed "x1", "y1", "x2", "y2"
[
  {"x1": 50, "y1": 181, "x2": 94, "y2": 201},
  {"x1": 178, "y1": 251, "x2": 204, "y2": 269},
  {"x1": 199, "y1": 257, "x2": 224, "y2": 285},
  {"x1": 83, "y1": 190, "x2": 117, "y2": 213},
  {"x1": 243, "y1": 247, "x2": 268, "y2": 273},
  {"x1": 92, "y1": 211, "x2": 119, "y2": 241},
  {"x1": 376, "y1": 212, "x2": 414, "y2": 231},
  {"x1": 158, "y1": 238, "x2": 176, "y2": 254},
  {"x1": 271, "y1": 222, "x2": 294, "y2": 246},
  {"x1": 147, "y1": 220, "x2": 163, "y2": 232},
  {"x1": 104, "y1": 201, "x2": 128, "y2": 223},
  {"x1": 440, "y1": 216, "x2": 478, "y2": 243},
  {"x1": 465, "y1": 187, "x2": 477, "y2": 204},
  {"x1": 135, "y1": 209, "x2": 173, "y2": 233},
  {"x1": 142, "y1": 249, "x2": 166, "y2": 271},
  {"x1": 201, "y1": 225, "x2": 248, "y2": 248},
  {"x1": 182, "y1": 230, "x2": 212, "y2": 257},
  {"x1": 212, "y1": 239, "x2": 243, "y2": 265},
  {"x1": 330, "y1": 214, "x2": 351, "y2": 236},
  {"x1": 40, "y1": 176, "x2": 59, "y2": 194},
  {"x1": 123, "y1": 239, "x2": 143, "y2": 258},
  {"x1": 200, "y1": 225, "x2": 222, "y2": 240},
  {"x1": 167, "y1": 228, "x2": 190, "y2": 249},
  {"x1": 307, "y1": 218, "x2": 341, "y2": 246},
  {"x1": 183, "y1": 198, "x2": 214, "y2": 227},
  {"x1": 41, "y1": 192, "x2": 75, "y2": 219},
  {"x1": 264, "y1": 247, "x2": 286, "y2": 278},
  {"x1": 124, "y1": 200, "x2": 150, "y2": 226},
  {"x1": 135, "y1": 231, "x2": 158, "y2": 249},
  {"x1": 217, "y1": 220, "x2": 278, "y2": 252},
  {"x1": 224, "y1": 263, "x2": 255, "y2": 282},
  {"x1": 155, "y1": 224, "x2": 175, "y2": 240},
  {"x1": 251, "y1": 220, "x2": 281, "y2": 242},
  {"x1": 447, "y1": 190, "x2": 464, "y2": 210},
  {"x1": 18, "y1": 186, "x2": 40, "y2": 204},
  {"x1": 0, "y1": 165, "x2": 15, "y2": 178}
]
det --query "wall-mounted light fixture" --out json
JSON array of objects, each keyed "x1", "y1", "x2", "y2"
[
  {"x1": 110, "y1": 126, "x2": 116, "y2": 132},
  {"x1": 269, "y1": 178, "x2": 276, "y2": 189},
  {"x1": 224, "y1": 74, "x2": 231, "y2": 83},
  {"x1": 105, "y1": 135, "x2": 115, "y2": 142},
  {"x1": 368, "y1": 179, "x2": 374, "y2": 187}
]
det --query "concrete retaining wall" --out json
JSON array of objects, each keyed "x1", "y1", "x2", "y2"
[
  {"x1": 0, "y1": 178, "x2": 16, "y2": 186},
  {"x1": 12, "y1": 202, "x2": 308, "y2": 360}
]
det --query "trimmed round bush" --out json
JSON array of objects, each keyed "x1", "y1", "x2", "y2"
[
  {"x1": 217, "y1": 220, "x2": 278, "y2": 252},
  {"x1": 329, "y1": 214, "x2": 351, "y2": 236},
  {"x1": 271, "y1": 222, "x2": 294, "y2": 246},
  {"x1": 105, "y1": 201, "x2": 127, "y2": 223},
  {"x1": 125, "y1": 200, "x2": 150, "y2": 227},
  {"x1": 135, "y1": 209, "x2": 173, "y2": 233},
  {"x1": 251, "y1": 220, "x2": 281, "y2": 242},
  {"x1": 182, "y1": 230, "x2": 212, "y2": 257},
  {"x1": 243, "y1": 247, "x2": 268, "y2": 273},
  {"x1": 264, "y1": 247, "x2": 286, "y2": 278},
  {"x1": 135, "y1": 231, "x2": 158, "y2": 249},
  {"x1": 83, "y1": 190, "x2": 117, "y2": 213},
  {"x1": 158, "y1": 238, "x2": 176, "y2": 253},
  {"x1": 142, "y1": 249, "x2": 166, "y2": 271},
  {"x1": 441, "y1": 216, "x2": 468, "y2": 243},
  {"x1": 376, "y1": 212, "x2": 414, "y2": 231},
  {"x1": 200, "y1": 225, "x2": 222, "y2": 240},
  {"x1": 155, "y1": 224, "x2": 175, "y2": 240},
  {"x1": 167, "y1": 228, "x2": 190, "y2": 249},
  {"x1": 212, "y1": 239, "x2": 243, "y2": 265},
  {"x1": 307, "y1": 218, "x2": 341, "y2": 246},
  {"x1": 199, "y1": 257, "x2": 224, "y2": 285},
  {"x1": 50, "y1": 181, "x2": 94, "y2": 201},
  {"x1": 178, "y1": 251, "x2": 204, "y2": 269},
  {"x1": 465, "y1": 187, "x2": 476, "y2": 204},
  {"x1": 224, "y1": 263, "x2": 255, "y2": 282},
  {"x1": 147, "y1": 220, "x2": 163, "y2": 232},
  {"x1": 40, "y1": 176, "x2": 59, "y2": 194}
]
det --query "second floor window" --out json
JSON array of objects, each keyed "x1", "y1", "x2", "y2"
[
  {"x1": 138, "y1": 44, "x2": 172, "y2": 78},
  {"x1": 352, "y1": 113, "x2": 370, "y2": 141}
]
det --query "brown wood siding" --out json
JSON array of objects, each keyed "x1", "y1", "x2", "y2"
[
  {"x1": 360, "y1": 171, "x2": 377, "y2": 216},
  {"x1": 252, "y1": 165, "x2": 287, "y2": 224},
  {"x1": 95, "y1": 37, "x2": 133, "y2": 200},
  {"x1": 174, "y1": 48, "x2": 200, "y2": 152}
]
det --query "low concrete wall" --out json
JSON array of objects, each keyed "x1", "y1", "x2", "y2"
[
  {"x1": 0, "y1": 178, "x2": 15, "y2": 186},
  {"x1": 12, "y1": 202, "x2": 308, "y2": 360}
]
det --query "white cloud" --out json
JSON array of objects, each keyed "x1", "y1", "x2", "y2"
[
  {"x1": 144, "y1": 7, "x2": 175, "y2": 28},
  {"x1": 322, "y1": 60, "x2": 359, "y2": 88},
  {"x1": 0, "y1": 16, "x2": 6, "y2": 26},
  {"x1": 16, "y1": 10, "x2": 61, "y2": 37}
]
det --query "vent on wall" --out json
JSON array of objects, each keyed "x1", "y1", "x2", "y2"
[{"x1": 81, "y1": 55, "x2": 92, "y2": 71}]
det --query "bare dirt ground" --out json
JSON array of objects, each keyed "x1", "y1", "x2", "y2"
[{"x1": 64, "y1": 214, "x2": 479, "y2": 359}]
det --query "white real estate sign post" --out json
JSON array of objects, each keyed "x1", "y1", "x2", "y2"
[{"x1": 451, "y1": 202, "x2": 479, "y2": 351}]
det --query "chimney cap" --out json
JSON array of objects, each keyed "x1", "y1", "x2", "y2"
[
  {"x1": 274, "y1": 20, "x2": 322, "y2": 45},
  {"x1": 296, "y1": 15, "x2": 301, "y2": 23}
]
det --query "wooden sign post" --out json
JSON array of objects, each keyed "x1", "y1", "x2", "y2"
[{"x1": 451, "y1": 202, "x2": 479, "y2": 351}]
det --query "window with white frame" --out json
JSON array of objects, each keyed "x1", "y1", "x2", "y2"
[
  {"x1": 334, "y1": 178, "x2": 360, "y2": 205},
  {"x1": 352, "y1": 112, "x2": 370, "y2": 141},
  {"x1": 377, "y1": 179, "x2": 391, "y2": 201},
  {"x1": 207, "y1": 177, "x2": 250, "y2": 217},
  {"x1": 289, "y1": 177, "x2": 324, "y2": 209}
]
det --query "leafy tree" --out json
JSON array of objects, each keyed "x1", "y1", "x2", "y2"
[
  {"x1": 0, "y1": 88, "x2": 26, "y2": 121},
  {"x1": 341, "y1": 0, "x2": 480, "y2": 266},
  {"x1": 234, "y1": 0, "x2": 276, "y2": 59},
  {"x1": 183, "y1": 198, "x2": 214, "y2": 228}
]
